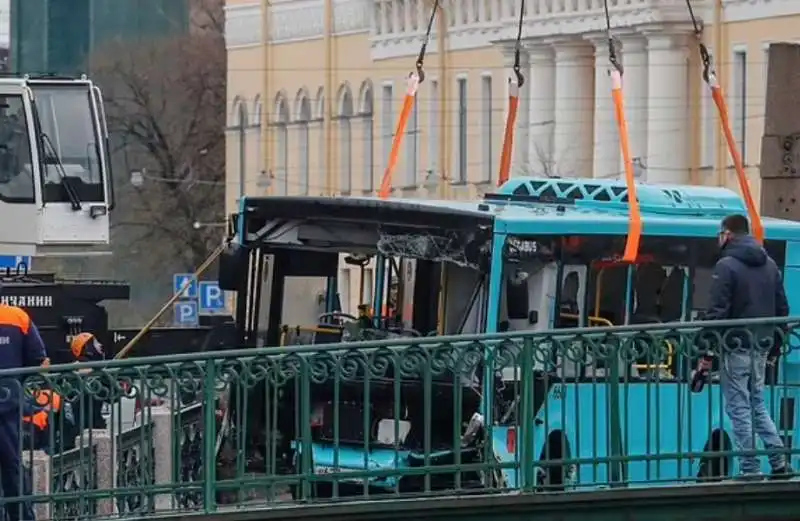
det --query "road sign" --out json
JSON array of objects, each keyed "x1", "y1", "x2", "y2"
[
  {"x1": 173, "y1": 301, "x2": 199, "y2": 326},
  {"x1": 199, "y1": 281, "x2": 225, "y2": 314},
  {"x1": 0, "y1": 255, "x2": 32, "y2": 270},
  {"x1": 173, "y1": 274, "x2": 198, "y2": 299}
]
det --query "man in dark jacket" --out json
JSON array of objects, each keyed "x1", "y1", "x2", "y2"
[{"x1": 705, "y1": 214, "x2": 792, "y2": 479}]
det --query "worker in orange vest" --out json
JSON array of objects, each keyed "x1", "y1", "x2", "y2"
[
  {"x1": 0, "y1": 303, "x2": 49, "y2": 521},
  {"x1": 69, "y1": 332, "x2": 108, "y2": 430},
  {"x1": 21, "y1": 389, "x2": 72, "y2": 453},
  {"x1": 70, "y1": 332, "x2": 104, "y2": 363}
]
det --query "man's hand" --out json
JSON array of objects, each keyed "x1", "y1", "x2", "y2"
[{"x1": 697, "y1": 357, "x2": 714, "y2": 372}]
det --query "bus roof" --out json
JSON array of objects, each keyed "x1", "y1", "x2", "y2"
[
  {"x1": 398, "y1": 177, "x2": 800, "y2": 241},
  {"x1": 239, "y1": 177, "x2": 800, "y2": 244}
]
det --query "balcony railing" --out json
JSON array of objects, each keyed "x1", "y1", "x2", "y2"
[{"x1": 369, "y1": 0, "x2": 704, "y2": 58}]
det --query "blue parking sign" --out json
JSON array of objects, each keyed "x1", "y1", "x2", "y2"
[
  {"x1": 173, "y1": 273, "x2": 198, "y2": 299},
  {"x1": 174, "y1": 301, "x2": 199, "y2": 326},
  {"x1": 0, "y1": 256, "x2": 32, "y2": 270},
  {"x1": 199, "y1": 281, "x2": 225, "y2": 314}
]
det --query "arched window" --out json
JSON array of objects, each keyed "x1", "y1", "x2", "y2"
[
  {"x1": 236, "y1": 101, "x2": 248, "y2": 198},
  {"x1": 275, "y1": 92, "x2": 290, "y2": 195},
  {"x1": 405, "y1": 91, "x2": 418, "y2": 187},
  {"x1": 316, "y1": 88, "x2": 325, "y2": 190},
  {"x1": 338, "y1": 84, "x2": 354, "y2": 194},
  {"x1": 359, "y1": 81, "x2": 374, "y2": 193},
  {"x1": 253, "y1": 96, "x2": 263, "y2": 185},
  {"x1": 296, "y1": 90, "x2": 311, "y2": 195}
]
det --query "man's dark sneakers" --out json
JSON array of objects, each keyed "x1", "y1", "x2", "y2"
[{"x1": 769, "y1": 466, "x2": 794, "y2": 480}]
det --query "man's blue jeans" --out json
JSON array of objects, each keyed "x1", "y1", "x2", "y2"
[{"x1": 720, "y1": 349, "x2": 786, "y2": 475}]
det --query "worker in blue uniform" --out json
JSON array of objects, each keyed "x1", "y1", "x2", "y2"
[{"x1": 0, "y1": 304, "x2": 49, "y2": 521}]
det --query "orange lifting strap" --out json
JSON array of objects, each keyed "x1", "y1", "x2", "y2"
[
  {"x1": 497, "y1": 0, "x2": 526, "y2": 186},
  {"x1": 378, "y1": 1, "x2": 439, "y2": 199},
  {"x1": 602, "y1": 1, "x2": 641, "y2": 263},
  {"x1": 686, "y1": 0, "x2": 764, "y2": 243}
]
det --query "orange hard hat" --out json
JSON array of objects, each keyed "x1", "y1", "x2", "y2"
[{"x1": 70, "y1": 332, "x2": 95, "y2": 359}]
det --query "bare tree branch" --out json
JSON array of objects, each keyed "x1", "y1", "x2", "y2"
[{"x1": 90, "y1": 8, "x2": 225, "y2": 274}]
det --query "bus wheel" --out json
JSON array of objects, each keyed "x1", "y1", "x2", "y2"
[
  {"x1": 697, "y1": 429, "x2": 732, "y2": 482},
  {"x1": 536, "y1": 430, "x2": 572, "y2": 492}
]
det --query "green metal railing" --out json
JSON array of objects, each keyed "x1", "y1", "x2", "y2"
[{"x1": 0, "y1": 317, "x2": 797, "y2": 518}]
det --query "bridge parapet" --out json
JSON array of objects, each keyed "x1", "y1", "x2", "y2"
[
  {"x1": 23, "y1": 404, "x2": 204, "y2": 519},
  {"x1": 1, "y1": 316, "x2": 799, "y2": 520}
]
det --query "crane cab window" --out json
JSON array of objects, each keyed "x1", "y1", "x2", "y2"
[
  {"x1": 30, "y1": 84, "x2": 105, "y2": 203},
  {"x1": 0, "y1": 95, "x2": 34, "y2": 202}
]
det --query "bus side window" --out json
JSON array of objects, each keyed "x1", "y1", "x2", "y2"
[
  {"x1": 505, "y1": 270, "x2": 530, "y2": 325},
  {"x1": 660, "y1": 268, "x2": 685, "y2": 322},
  {"x1": 632, "y1": 263, "x2": 666, "y2": 324},
  {"x1": 691, "y1": 267, "x2": 714, "y2": 318},
  {"x1": 557, "y1": 271, "x2": 581, "y2": 328}
]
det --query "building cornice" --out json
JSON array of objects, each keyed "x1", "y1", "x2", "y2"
[
  {"x1": 224, "y1": 0, "x2": 369, "y2": 49},
  {"x1": 225, "y1": 0, "x2": 800, "y2": 54}
]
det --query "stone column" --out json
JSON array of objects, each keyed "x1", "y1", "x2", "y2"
[
  {"x1": 552, "y1": 40, "x2": 595, "y2": 177},
  {"x1": 151, "y1": 406, "x2": 178, "y2": 511},
  {"x1": 91, "y1": 429, "x2": 116, "y2": 517},
  {"x1": 618, "y1": 33, "x2": 649, "y2": 177},
  {"x1": 644, "y1": 30, "x2": 691, "y2": 184},
  {"x1": 588, "y1": 35, "x2": 621, "y2": 179},
  {"x1": 30, "y1": 450, "x2": 51, "y2": 521},
  {"x1": 502, "y1": 46, "x2": 531, "y2": 176},
  {"x1": 525, "y1": 43, "x2": 556, "y2": 175}
]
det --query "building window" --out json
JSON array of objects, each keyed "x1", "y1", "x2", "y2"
[
  {"x1": 381, "y1": 83, "x2": 394, "y2": 187},
  {"x1": 405, "y1": 100, "x2": 418, "y2": 187},
  {"x1": 253, "y1": 98, "x2": 263, "y2": 188},
  {"x1": 428, "y1": 79, "x2": 439, "y2": 186},
  {"x1": 275, "y1": 95, "x2": 290, "y2": 195},
  {"x1": 360, "y1": 83, "x2": 374, "y2": 192},
  {"x1": 236, "y1": 103, "x2": 247, "y2": 198},
  {"x1": 763, "y1": 43, "x2": 771, "y2": 113},
  {"x1": 316, "y1": 90, "x2": 326, "y2": 193},
  {"x1": 363, "y1": 268, "x2": 373, "y2": 305},
  {"x1": 339, "y1": 85, "x2": 354, "y2": 194},
  {"x1": 457, "y1": 77, "x2": 467, "y2": 183},
  {"x1": 481, "y1": 74, "x2": 493, "y2": 182},
  {"x1": 297, "y1": 94, "x2": 311, "y2": 195},
  {"x1": 733, "y1": 49, "x2": 747, "y2": 164},
  {"x1": 339, "y1": 269, "x2": 351, "y2": 314},
  {"x1": 700, "y1": 86, "x2": 715, "y2": 169}
]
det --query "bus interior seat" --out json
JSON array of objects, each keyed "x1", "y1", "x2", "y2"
[{"x1": 313, "y1": 325, "x2": 344, "y2": 344}]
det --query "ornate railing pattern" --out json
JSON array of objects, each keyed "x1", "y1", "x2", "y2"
[
  {"x1": 0, "y1": 316, "x2": 797, "y2": 519},
  {"x1": 175, "y1": 403, "x2": 205, "y2": 510},
  {"x1": 51, "y1": 443, "x2": 98, "y2": 520},
  {"x1": 115, "y1": 422, "x2": 156, "y2": 516}
]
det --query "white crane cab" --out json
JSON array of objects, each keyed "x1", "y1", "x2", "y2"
[{"x1": 0, "y1": 75, "x2": 112, "y2": 256}]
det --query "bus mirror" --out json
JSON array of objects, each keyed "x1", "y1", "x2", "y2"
[{"x1": 218, "y1": 242, "x2": 247, "y2": 291}]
